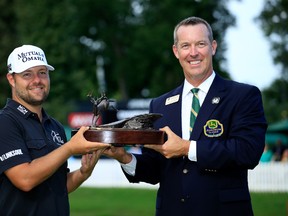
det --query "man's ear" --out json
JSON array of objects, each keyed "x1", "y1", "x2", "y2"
[
  {"x1": 172, "y1": 44, "x2": 180, "y2": 59},
  {"x1": 212, "y1": 40, "x2": 217, "y2": 56},
  {"x1": 6, "y1": 73, "x2": 15, "y2": 87}
]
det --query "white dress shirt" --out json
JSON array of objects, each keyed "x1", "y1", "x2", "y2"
[
  {"x1": 121, "y1": 72, "x2": 216, "y2": 175},
  {"x1": 183, "y1": 72, "x2": 215, "y2": 161}
]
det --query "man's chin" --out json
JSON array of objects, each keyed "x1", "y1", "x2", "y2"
[
  {"x1": 29, "y1": 100, "x2": 45, "y2": 106},
  {"x1": 28, "y1": 96, "x2": 47, "y2": 106}
]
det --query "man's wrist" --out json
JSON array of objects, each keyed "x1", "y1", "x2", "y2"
[{"x1": 119, "y1": 153, "x2": 133, "y2": 164}]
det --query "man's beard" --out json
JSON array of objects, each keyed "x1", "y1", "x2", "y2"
[
  {"x1": 16, "y1": 88, "x2": 49, "y2": 106},
  {"x1": 26, "y1": 95, "x2": 48, "y2": 106}
]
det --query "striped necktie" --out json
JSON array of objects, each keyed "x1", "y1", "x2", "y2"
[{"x1": 190, "y1": 88, "x2": 200, "y2": 134}]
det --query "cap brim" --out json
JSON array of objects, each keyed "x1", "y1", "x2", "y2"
[
  {"x1": 46, "y1": 65, "x2": 55, "y2": 71},
  {"x1": 9, "y1": 64, "x2": 55, "y2": 73}
]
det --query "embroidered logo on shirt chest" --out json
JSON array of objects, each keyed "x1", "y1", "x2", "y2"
[{"x1": 51, "y1": 130, "x2": 64, "y2": 145}]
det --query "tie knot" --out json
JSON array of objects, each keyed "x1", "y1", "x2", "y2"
[{"x1": 191, "y1": 88, "x2": 199, "y2": 95}]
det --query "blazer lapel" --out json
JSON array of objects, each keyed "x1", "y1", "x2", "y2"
[
  {"x1": 167, "y1": 84, "x2": 184, "y2": 137},
  {"x1": 191, "y1": 75, "x2": 227, "y2": 140}
]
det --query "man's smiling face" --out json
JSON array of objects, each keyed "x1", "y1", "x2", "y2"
[{"x1": 172, "y1": 23, "x2": 217, "y2": 86}]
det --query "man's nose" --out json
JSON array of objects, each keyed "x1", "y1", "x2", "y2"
[{"x1": 189, "y1": 46, "x2": 199, "y2": 56}]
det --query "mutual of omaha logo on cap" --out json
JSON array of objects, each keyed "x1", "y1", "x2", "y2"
[{"x1": 7, "y1": 45, "x2": 54, "y2": 73}]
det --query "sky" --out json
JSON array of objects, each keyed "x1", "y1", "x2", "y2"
[{"x1": 225, "y1": 0, "x2": 280, "y2": 90}]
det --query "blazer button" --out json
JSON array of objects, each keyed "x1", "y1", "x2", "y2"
[{"x1": 183, "y1": 169, "x2": 188, "y2": 174}]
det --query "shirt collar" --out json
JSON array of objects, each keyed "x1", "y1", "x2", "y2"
[
  {"x1": 183, "y1": 71, "x2": 215, "y2": 96},
  {"x1": 6, "y1": 98, "x2": 50, "y2": 122},
  {"x1": 6, "y1": 99, "x2": 32, "y2": 117}
]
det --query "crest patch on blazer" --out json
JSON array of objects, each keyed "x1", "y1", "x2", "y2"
[{"x1": 204, "y1": 119, "x2": 224, "y2": 137}]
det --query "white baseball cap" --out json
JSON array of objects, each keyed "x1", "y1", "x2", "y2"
[{"x1": 7, "y1": 45, "x2": 55, "y2": 73}]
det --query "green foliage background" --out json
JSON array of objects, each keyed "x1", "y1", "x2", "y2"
[
  {"x1": 1, "y1": 0, "x2": 288, "y2": 125},
  {"x1": 256, "y1": 0, "x2": 288, "y2": 123},
  {"x1": 0, "y1": 0, "x2": 234, "y2": 124}
]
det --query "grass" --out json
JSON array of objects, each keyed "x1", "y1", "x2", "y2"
[
  {"x1": 69, "y1": 187, "x2": 157, "y2": 216},
  {"x1": 69, "y1": 187, "x2": 288, "y2": 216},
  {"x1": 251, "y1": 192, "x2": 288, "y2": 216}
]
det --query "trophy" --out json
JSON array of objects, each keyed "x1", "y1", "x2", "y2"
[{"x1": 71, "y1": 93, "x2": 165, "y2": 145}]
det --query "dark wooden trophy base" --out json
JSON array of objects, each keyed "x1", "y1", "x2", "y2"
[{"x1": 72, "y1": 128, "x2": 165, "y2": 145}]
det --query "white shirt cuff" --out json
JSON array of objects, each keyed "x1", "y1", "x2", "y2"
[
  {"x1": 188, "y1": 140, "x2": 197, "y2": 161},
  {"x1": 120, "y1": 154, "x2": 137, "y2": 176}
]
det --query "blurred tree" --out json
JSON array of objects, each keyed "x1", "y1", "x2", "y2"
[
  {"x1": 262, "y1": 79, "x2": 288, "y2": 123},
  {"x1": 0, "y1": 0, "x2": 19, "y2": 105},
  {"x1": 124, "y1": 0, "x2": 234, "y2": 98},
  {"x1": 72, "y1": 0, "x2": 235, "y2": 100},
  {"x1": 1, "y1": 0, "x2": 235, "y2": 124},
  {"x1": 10, "y1": 0, "x2": 95, "y2": 122},
  {"x1": 256, "y1": 0, "x2": 288, "y2": 123}
]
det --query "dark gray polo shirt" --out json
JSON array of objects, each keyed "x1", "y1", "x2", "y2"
[{"x1": 0, "y1": 99, "x2": 69, "y2": 216}]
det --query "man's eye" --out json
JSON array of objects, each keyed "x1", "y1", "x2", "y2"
[
  {"x1": 38, "y1": 71, "x2": 49, "y2": 78},
  {"x1": 181, "y1": 44, "x2": 189, "y2": 49},
  {"x1": 22, "y1": 73, "x2": 32, "y2": 78},
  {"x1": 197, "y1": 42, "x2": 207, "y2": 48}
]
